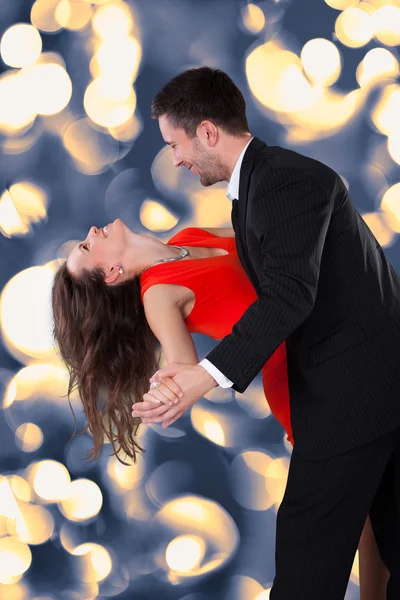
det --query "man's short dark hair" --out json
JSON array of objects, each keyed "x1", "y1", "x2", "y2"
[{"x1": 151, "y1": 67, "x2": 250, "y2": 138}]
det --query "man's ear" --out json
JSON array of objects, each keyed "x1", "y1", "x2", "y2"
[
  {"x1": 198, "y1": 120, "x2": 218, "y2": 147},
  {"x1": 104, "y1": 265, "x2": 121, "y2": 285}
]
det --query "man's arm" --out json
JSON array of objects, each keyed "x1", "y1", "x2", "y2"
[{"x1": 205, "y1": 167, "x2": 334, "y2": 393}]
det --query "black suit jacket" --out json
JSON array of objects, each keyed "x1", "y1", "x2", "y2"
[{"x1": 206, "y1": 137, "x2": 400, "y2": 460}]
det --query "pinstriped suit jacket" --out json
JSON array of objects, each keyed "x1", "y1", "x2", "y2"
[{"x1": 206, "y1": 137, "x2": 400, "y2": 459}]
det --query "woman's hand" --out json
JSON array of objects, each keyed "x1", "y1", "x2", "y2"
[{"x1": 132, "y1": 399, "x2": 170, "y2": 423}]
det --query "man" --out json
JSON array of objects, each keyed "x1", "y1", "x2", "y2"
[{"x1": 132, "y1": 67, "x2": 400, "y2": 598}]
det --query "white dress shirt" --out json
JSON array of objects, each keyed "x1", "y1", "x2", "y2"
[{"x1": 199, "y1": 137, "x2": 253, "y2": 388}]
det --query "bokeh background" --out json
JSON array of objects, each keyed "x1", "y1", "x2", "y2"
[{"x1": 1, "y1": 0, "x2": 400, "y2": 598}]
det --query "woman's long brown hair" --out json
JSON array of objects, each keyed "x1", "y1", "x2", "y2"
[{"x1": 51, "y1": 263, "x2": 159, "y2": 465}]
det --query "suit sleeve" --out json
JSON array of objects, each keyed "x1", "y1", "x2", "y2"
[{"x1": 205, "y1": 167, "x2": 334, "y2": 393}]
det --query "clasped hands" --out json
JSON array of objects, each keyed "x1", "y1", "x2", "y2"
[{"x1": 131, "y1": 361, "x2": 218, "y2": 428}]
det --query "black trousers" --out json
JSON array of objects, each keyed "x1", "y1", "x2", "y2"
[{"x1": 270, "y1": 425, "x2": 400, "y2": 599}]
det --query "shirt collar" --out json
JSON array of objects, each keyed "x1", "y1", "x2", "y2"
[{"x1": 226, "y1": 137, "x2": 253, "y2": 201}]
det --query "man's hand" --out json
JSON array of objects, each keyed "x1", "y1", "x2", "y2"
[{"x1": 132, "y1": 362, "x2": 218, "y2": 428}]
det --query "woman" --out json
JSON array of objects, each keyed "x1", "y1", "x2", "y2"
[{"x1": 52, "y1": 217, "x2": 388, "y2": 599}]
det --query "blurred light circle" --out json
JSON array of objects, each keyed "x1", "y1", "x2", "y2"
[
  {"x1": 0, "y1": 71, "x2": 37, "y2": 134},
  {"x1": 27, "y1": 63, "x2": 72, "y2": 116},
  {"x1": 62, "y1": 118, "x2": 119, "y2": 175},
  {"x1": 372, "y1": 5, "x2": 400, "y2": 46},
  {"x1": 92, "y1": 2, "x2": 134, "y2": 39},
  {"x1": 241, "y1": 4, "x2": 265, "y2": 34},
  {"x1": 381, "y1": 183, "x2": 400, "y2": 232},
  {"x1": 30, "y1": 460, "x2": 71, "y2": 501},
  {"x1": 166, "y1": 535, "x2": 205, "y2": 572},
  {"x1": 72, "y1": 543, "x2": 112, "y2": 583},
  {"x1": 55, "y1": 0, "x2": 93, "y2": 30},
  {"x1": 0, "y1": 582, "x2": 29, "y2": 600},
  {"x1": 0, "y1": 537, "x2": 32, "y2": 582},
  {"x1": 154, "y1": 495, "x2": 239, "y2": 581},
  {"x1": 0, "y1": 264, "x2": 55, "y2": 362},
  {"x1": 356, "y1": 48, "x2": 399, "y2": 88},
  {"x1": 10, "y1": 503, "x2": 54, "y2": 545},
  {"x1": 140, "y1": 199, "x2": 179, "y2": 232},
  {"x1": 324, "y1": 0, "x2": 358, "y2": 8},
  {"x1": 0, "y1": 181, "x2": 48, "y2": 238},
  {"x1": 15, "y1": 423, "x2": 43, "y2": 453},
  {"x1": 31, "y1": 0, "x2": 64, "y2": 34},
  {"x1": 230, "y1": 451, "x2": 289, "y2": 511},
  {"x1": 4, "y1": 363, "x2": 73, "y2": 408},
  {"x1": 108, "y1": 113, "x2": 142, "y2": 142},
  {"x1": 84, "y1": 79, "x2": 136, "y2": 127},
  {"x1": 362, "y1": 212, "x2": 395, "y2": 248},
  {"x1": 94, "y1": 37, "x2": 142, "y2": 83},
  {"x1": 107, "y1": 453, "x2": 145, "y2": 490},
  {"x1": 0, "y1": 24, "x2": 42, "y2": 68},
  {"x1": 226, "y1": 575, "x2": 269, "y2": 600},
  {"x1": 388, "y1": 134, "x2": 400, "y2": 166},
  {"x1": 190, "y1": 186, "x2": 234, "y2": 227},
  {"x1": 335, "y1": 7, "x2": 373, "y2": 48},
  {"x1": 59, "y1": 479, "x2": 103, "y2": 522},
  {"x1": 371, "y1": 84, "x2": 400, "y2": 136},
  {"x1": 190, "y1": 403, "x2": 233, "y2": 447},
  {"x1": 300, "y1": 38, "x2": 341, "y2": 86},
  {"x1": 8, "y1": 476, "x2": 32, "y2": 503},
  {"x1": 246, "y1": 42, "x2": 316, "y2": 113}
]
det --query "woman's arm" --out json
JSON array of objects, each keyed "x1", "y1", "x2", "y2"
[
  {"x1": 134, "y1": 284, "x2": 199, "y2": 417},
  {"x1": 143, "y1": 284, "x2": 199, "y2": 365}
]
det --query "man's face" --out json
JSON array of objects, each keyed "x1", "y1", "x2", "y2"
[{"x1": 158, "y1": 115, "x2": 224, "y2": 187}]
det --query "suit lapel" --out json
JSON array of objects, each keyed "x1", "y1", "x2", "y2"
[{"x1": 234, "y1": 137, "x2": 266, "y2": 284}]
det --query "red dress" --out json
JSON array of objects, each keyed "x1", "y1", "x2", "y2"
[{"x1": 140, "y1": 227, "x2": 293, "y2": 444}]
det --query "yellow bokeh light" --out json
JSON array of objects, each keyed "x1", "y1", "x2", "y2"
[
  {"x1": 0, "y1": 24, "x2": 42, "y2": 69},
  {"x1": 4, "y1": 363, "x2": 74, "y2": 409},
  {"x1": 335, "y1": 7, "x2": 373, "y2": 48},
  {"x1": 226, "y1": 574, "x2": 268, "y2": 600},
  {"x1": 371, "y1": 84, "x2": 400, "y2": 136},
  {"x1": 301, "y1": 38, "x2": 341, "y2": 86},
  {"x1": 93, "y1": 37, "x2": 142, "y2": 83},
  {"x1": 27, "y1": 62, "x2": 73, "y2": 116},
  {"x1": 166, "y1": 535, "x2": 205, "y2": 572},
  {"x1": 107, "y1": 453, "x2": 145, "y2": 490},
  {"x1": 31, "y1": 0, "x2": 64, "y2": 34},
  {"x1": 190, "y1": 186, "x2": 233, "y2": 227},
  {"x1": 372, "y1": 5, "x2": 400, "y2": 46},
  {"x1": 140, "y1": 199, "x2": 179, "y2": 232},
  {"x1": 246, "y1": 42, "x2": 317, "y2": 113},
  {"x1": 108, "y1": 113, "x2": 141, "y2": 142},
  {"x1": 15, "y1": 423, "x2": 44, "y2": 453},
  {"x1": 62, "y1": 117, "x2": 119, "y2": 174},
  {"x1": 30, "y1": 460, "x2": 71, "y2": 502},
  {"x1": 84, "y1": 79, "x2": 136, "y2": 127},
  {"x1": 8, "y1": 503, "x2": 55, "y2": 545},
  {"x1": 356, "y1": 47, "x2": 399, "y2": 88},
  {"x1": 191, "y1": 404, "x2": 232, "y2": 447},
  {"x1": 362, "y1": 212, "x2": 395, "y2": 247},
  {"x1": 0, "y1": 71, "x2": 37, "y2": 134},
  {"x1": 242, "y1": 4, "x2": 265, "y2": 34},
  {"x1": 0, "y1": 477, "x2": 20, "y2": 519},
  {"x1": 0, "y1": 181, "x2": 48, "y2": 238},
  {"x1": 55, "y1": 0, "x2": 93, "y2": 30},
  {"x1": 0, "y1": 265, "x2": 56, "y2": 362},
  {"x1": 72, "y1": 543, "x2": 112, "y2": 583},
  {"x1": 0, "y1": 582, "x2": 29, "y2": 600},
  {"x1": 155, "y1": 495, "x2": 239, "y2": 581},
  {"x1": 59, "y1": 479, "x2": 103, "y2": 522},
  {"x1": 0, "y1": 537, "x2": 32, "y2": 583},
  {"x1": 388, "y1": 134, "x2": 400, "y2": 166},
  {"x1": 92, "y1": 1, "x2": 134, "y2": 39},
  {"x1": 381, "y1": 183, "x2": 400, "y2": 232},
  {"x1": 8, "y1": 477, "x2": 32, "y2": 504},
  {"x1": 324, "y1": 0, "x2": 358, "y2": 9}
]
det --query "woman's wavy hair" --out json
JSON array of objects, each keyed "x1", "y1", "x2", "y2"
[{"x1": 51, "y1": 263, "x2": 159, "y2": 465}]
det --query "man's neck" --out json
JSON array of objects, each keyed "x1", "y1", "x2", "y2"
[{"x1": 225, "y1": 134, "x2": 253, "y2": 180}]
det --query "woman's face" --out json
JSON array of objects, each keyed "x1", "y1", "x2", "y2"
[{"x1": 67, "y1": 218, "x2": 131, "y2": 276}]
